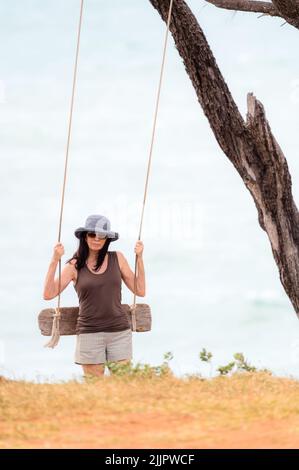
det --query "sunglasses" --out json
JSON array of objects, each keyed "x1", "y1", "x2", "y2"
[{"x1": 86, "y1": 232, "x2": 107, "y2": 239}]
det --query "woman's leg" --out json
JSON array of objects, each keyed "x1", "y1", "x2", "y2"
[
  {"x1": 82, "y1": 363, "x2": 105, "y2": 378},
  {"x1": 75, "y1": 332, "x2": 106, "y2": 379}
]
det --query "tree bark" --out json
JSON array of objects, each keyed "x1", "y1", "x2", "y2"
[
  {"x1": 205, "y1": 1, "x2": 279, "y2": 16},
  {"x1": 149, "y1": 0, "x2": 299, "y2": 317},
  {"x1": 205, "y1": 0, "x2": 299, "y2": 29}
]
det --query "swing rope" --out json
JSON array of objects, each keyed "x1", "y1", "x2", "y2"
[
  {"x1": 44, "y1": 0, "x2": 84, "y2": 348},
  {"x1": 131, "y1": 0, "x2": 174, "y2": 330},
  {"x1": 45, "y1": 0, "x2": 174, "y2": 348}
]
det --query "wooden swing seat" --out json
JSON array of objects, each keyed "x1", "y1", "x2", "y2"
[{"x1": 38, "y1": 303, "x2": 151, "y2": 336}]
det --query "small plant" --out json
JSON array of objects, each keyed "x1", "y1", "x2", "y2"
[
  {"x1": 199, "y1": 348, "x2": 261, "y2": 377},
  {"x1": 217, "y1": 362, "x2": 236, "y2": 376},
  {"x1": 83, "y1": 349, "x2": 265, "y2": 382},
  {"x1": 199, "y1": 348, "x2": 213, "y2": 363},
  {"x1": 107, "y1": 360, "x2": 133, "y2": 377},
  {"x1": 153, "y1": 351, "x2": 174, "y2": 377},
  {"x1": 103, "y1": 351, "x2": 175, "y2": 378},
  {"x1": 233, "y1": 353, "x2": 257, "y2": 373},
  {"x1": 199, "y1": 348, "x2": 213, "y2": 378},
  {"x1": 217, "y1": 353, "x2": 257, "y2": 376}
]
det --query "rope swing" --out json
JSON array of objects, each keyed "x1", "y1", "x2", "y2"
[{"x1": 41, "y1": 0, "x2": 174, "y2": 348}]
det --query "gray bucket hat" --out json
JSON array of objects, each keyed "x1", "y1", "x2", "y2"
[{"x1": 74, "y1": 214, "x2": 119, "y2": 241}]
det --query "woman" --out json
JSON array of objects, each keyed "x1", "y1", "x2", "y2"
[{"x1": 43, "y1": 214, "x2": 145, "y2": 378}]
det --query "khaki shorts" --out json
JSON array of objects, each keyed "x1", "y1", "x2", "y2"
[{"x1": 74, "y1": 328, "x2": 132, "y2": 365}]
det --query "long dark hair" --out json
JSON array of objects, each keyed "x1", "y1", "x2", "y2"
[{"x1": 65, "y1": 232, "x2": 112, "y2": 272}]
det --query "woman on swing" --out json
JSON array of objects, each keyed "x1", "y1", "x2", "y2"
[{"x1": 43, "y1": 214, "x2": 145, "y2": 378}]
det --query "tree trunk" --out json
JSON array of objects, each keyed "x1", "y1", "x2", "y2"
[{"x1": 149, "y1": 0, "x2": 299, "y2": 317}]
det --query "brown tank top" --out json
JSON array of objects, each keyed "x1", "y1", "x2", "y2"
[{"x1": 74, "y1": 251, "x2": 130, "y2": 334}]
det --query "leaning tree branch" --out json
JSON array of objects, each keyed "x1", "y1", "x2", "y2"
[
  {"x1": 272, "y1": 0, "x2": 299, "y2": 18},
  {"x1": 149, "y1": 0, "x2": 299, "y2": 317},
  {"x1": 204, "y1": 0, "x2": 279, "y2": 16},
  {"x1": 205, "y1": 0, "x2": 299, "y2": 29}
]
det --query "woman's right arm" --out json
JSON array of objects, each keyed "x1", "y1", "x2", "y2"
[{"x1": 43, "y1": 243, "x2": 74, "y2": 300}]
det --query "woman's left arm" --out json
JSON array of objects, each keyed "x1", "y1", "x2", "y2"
[{"x1": 117, "y1": 241, "x2": 146, "y2": 297}]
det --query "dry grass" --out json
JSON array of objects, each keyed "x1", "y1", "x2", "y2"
[{"x1": 0, "y1": 370, "x2": 299, "y2": 449}]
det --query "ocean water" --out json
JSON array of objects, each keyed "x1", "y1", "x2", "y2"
[{"x1": 0, "y1": 0, "x2": 299, "y2": 382}]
